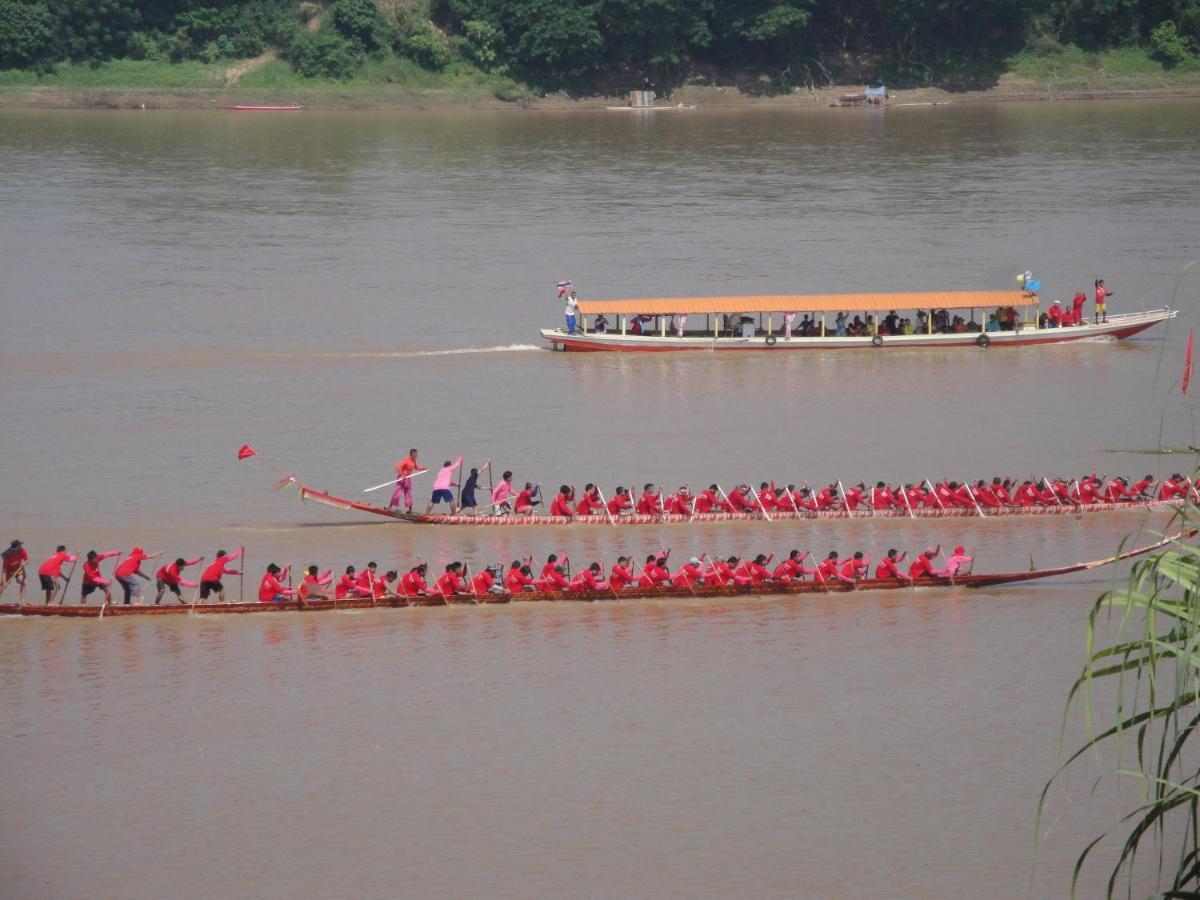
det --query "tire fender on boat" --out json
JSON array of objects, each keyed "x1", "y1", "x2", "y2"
[
  {"x1": 871, "y1": 334, "x2": 883, "y2": 347},
  {"x1": 765, "y1": 334, "x2": 777, "y2": 347},
  {"x1": 976, "y1": 334, "x2": 991, "y2": 349}
]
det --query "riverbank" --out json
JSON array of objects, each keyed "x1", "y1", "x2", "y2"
[{"x1": 3, "y1": 53, "x2": 1200, "y2": 111}]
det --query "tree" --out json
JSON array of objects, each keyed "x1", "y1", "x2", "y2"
[
  {"x1": 0, "y1": 0, "x2": 57, "y2": 69},
  {"x1": 52, "y1": 0, "x2": 140, "y2": 62}
]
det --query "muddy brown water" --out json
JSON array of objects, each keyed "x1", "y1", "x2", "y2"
[{"x1": 2, "y1": 101, "x2": 1199, "y2": 897}]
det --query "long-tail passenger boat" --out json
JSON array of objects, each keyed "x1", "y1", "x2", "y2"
[
  {"x1": 0, "y1": 537, "x2": 1173, "y2": 618},
  {"x1": 539, "y1": 291, "x2": 1174, "y2": 352},
  {"x1": 295, "y1": 484, "x2": 1182, "y2": 527}
]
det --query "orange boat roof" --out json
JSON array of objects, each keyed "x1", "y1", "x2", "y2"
[{"x1": 577, "y1": 291, "x2": 1027, "y2": 316}]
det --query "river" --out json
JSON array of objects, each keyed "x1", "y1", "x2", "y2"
[{"x1": 1, "y1": 100, "x2": 1199, "y2": 897}]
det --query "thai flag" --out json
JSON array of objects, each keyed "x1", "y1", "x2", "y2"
[{"x1": 557, "y1": 279, "x2": 573, "y2": 296}]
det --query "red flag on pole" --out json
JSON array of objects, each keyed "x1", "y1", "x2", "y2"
[
  {"x1": 1183, "y1": 330, "x2": 1194, "y2": 395},
  {"x1": 237, "y1": 444, "x2": 256, "y2": 460}
]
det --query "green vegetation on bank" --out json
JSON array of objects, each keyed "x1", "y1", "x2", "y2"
[{"x1": 1, "y1": 0, "x2": 1199, "y2": 98}]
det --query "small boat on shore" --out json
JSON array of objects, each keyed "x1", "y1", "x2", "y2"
[
  {"x1": 296, "y1": 484, "x2": 1181, "y2": 527},
  {"x1": 221, "y1": 104, "x2": 303, "y2": 111},
  {"x1": 0, "y1": 538, "x2": 1168, "y2": 619},
  {"x1": 541, "y1": 291, "x2": 1174, "y2": 352}
]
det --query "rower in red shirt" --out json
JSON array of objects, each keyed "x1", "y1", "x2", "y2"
[
  {"x1": 1128, "y1": 475, "x2": 1155, "y2": 499},
  {"x1": 754, "y1": 483, "x2": 778, "y2": 512},
  {"x1": 664, "y1": 486, "x2": 693, "y2": 516},
  {"x1": 472, "y1": 565, "x2": 503, "y2": 596},
  {"x1": 815, "y1": 552, "x2": 846, "y2": 582},
  {"x1": 609, "y1": 557, "x2": 635, "y2": 590},
  {"x1": 771, "y1": 549, "x2": 810, "y2": 581},
  {"x1": 1159, "y1": 474, "x2": 1189, "y2": 501},
  {"x1": 637, "y1": 553, "x2": 671, "y2": 588},
  {"x1": 550, "y1": 486, "x2": 575, "y2": 517},
  {"x1": 375, "y1": 570, "x2": 399, "y2": 599},
  {"x1": 870, "y1": 483, "x2": 894, "y2": 511},
  {"x1": 812, "y1": 485, "x2": 838, "y2": 511},
  {"x1": 1075, "y1": 477, "x2": 1101, "y2": 504},
  {"x1": 37, "y1": 545, "x2": 78, "y2": 604},
  {"x1": 908, "y1": 547, "x2": 941, "y2": 579},
  {"x1": 154, "y1": 555, "x2": 203, "y2": 604},
  {"x1": 504, "y1": 562, "x2": 535, "y2": 593},
  {"x1": 990, "y1": 478, "x2": 1013, "y2": 505},
  {"x1": 113, "y1": 546, "x2": 162, "y2": 605},
  {"x1": 734, "y1": 554, "x2": 772, "y2": 584},
  {"x1": 841, "y1": 483, "x2": 865, "y2": 511},
  {"x1": 436, "y1": 562, "x2": 469, "y2": 600},
  {"x1": 540, "y1": 554, "x2": 571, "y2": 591},
  {"x1": 401, "y1": 564, "x2": 430, "y2": 597},
  {"x1": 671, "y1": 557, "x2": 706, "y2": 588},
  {"x1": 298, "y1": 565, "x2": 333, "y2": 601},
  {"x1": 636, "y1": 484, "x2": 663, "y2": 516},
  {"x1": 875, "y1": 549, "x2": 910, "y2": 580},
  {"x1": 706, "y1": 557, "x2": 738, "y2": 585},
  {"x1": 199, "y1": 546, "x2": 243, "y2": 603},
  {"x1": 840, "y1": 551, "x2": 871, "y2": 580},
  {"x1": 606, "y1": 487, "x2": 633, "y2": 516},
  {"x1": 2, "y1": 540, "x2": 30, "y2": 598},
  {"x1": 726, "y1": 485, "x2": 754, "y2": 513},
  {"x1": 81, "y1": 550, "x2": 119, "y2": 604},
  {"x1": 514, "y1": 483, "x2": 540, "y2": 515},
  {"x1": 258, "y1": 564, "x2": 295, "y2": 602},
  {"x1": 1103, "y1": 477, "x2": 1130, "y2": 502},
  {"x1": 575, "y1": 484, "x2": 604, "y2": 516},
  {"x1": 353, "y1": 562, "x2": 380, "y2": 597},
  {"x1": 570, "y1": 563, "x2": 607, "y2": 591},
  {"x1": 335, "y1": 566, "x2": 357, "y2": 599}
]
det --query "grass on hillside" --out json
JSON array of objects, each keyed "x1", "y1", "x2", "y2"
[
  {"x1": 1005, "y1": 43, "x2": 1200, "y2": 88},
  {"x1": 0, "y1": 59, "x2": 224, "y2": 89},
  {"x1": 0, "y1": 54, "x2": 537, "y2": 102}
]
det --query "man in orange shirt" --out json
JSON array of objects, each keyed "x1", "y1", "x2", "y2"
[{"x1": 389, "y1": 448, "x2": 425, "y2": 512}]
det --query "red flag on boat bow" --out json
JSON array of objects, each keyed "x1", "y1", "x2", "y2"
[
  {"x1": 1183, "y1": 330, "x2": 1194, "y2": 395},
  {"x1": 237, "y1": 444, "x2": 256, "y2": 460}
]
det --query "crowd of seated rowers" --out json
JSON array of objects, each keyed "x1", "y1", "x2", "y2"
[
  {"x1": 377, "y1": 545, "x2": 978, "y2": 600},
  {"x1": 525, "y1": 473, "x2": 1192, "y2": 518}
]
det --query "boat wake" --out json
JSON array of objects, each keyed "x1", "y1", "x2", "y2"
[{"x1": 332, "y1": 344, "x2": 544, "y2": 360}]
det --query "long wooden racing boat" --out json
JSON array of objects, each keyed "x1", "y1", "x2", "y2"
[
  {"x1": 541, "y1": 290, "x2": 1174, "y2": 352},
  {"x1": 296, "y1": 484, "x2": 1182, "y2": 526},
  {"x1": 0, "y1": 537, "x2": 1176, "y2": 618}
]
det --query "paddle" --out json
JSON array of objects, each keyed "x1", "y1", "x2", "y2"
[
  {"x1": 961, "y1": 480, "x2": 987, "y2": 517},
  {"x1": 836, "y1": 480, "x2": 854, "y2": 519},
  {"x1": 748, "y1": 484, "x2": 773, "y2": 522},
  {"x1": 190, "y1": 556, "x2": 206, "y2": 614},
  {"x1": 0, "y1": 564, "x2": 23, "y2": 599},
  {"x1": 925, "y1": 478, "x2": 947, "y2": 511},
  {"x1": 54, "y1": 558, "x2": 79, "y2": 606},
  {"x1": 594, "y1": 485, "x2": 618, "y2": 526},
  {"x1": 363, "y1": 468, "x2": 429, "y2": 493}
]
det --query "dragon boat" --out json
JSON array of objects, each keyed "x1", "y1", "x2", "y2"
[
  {"x1": 295, "y1": 484, "x2": 1182, "y2": 527},
  {"x1": 0, "y1": 537, "x2": 1172, "y2": 619},
  {"x1": 541, "y1": 291, "x2": 1174, "y2": 352}
]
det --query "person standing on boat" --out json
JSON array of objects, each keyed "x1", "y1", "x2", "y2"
[
  {"x1": 112, "y1": 546, "x2": 162, "y2": 605},
  {"x1": 155, "y1": 556, "x2": 202, "y2": 604},
  {"x1": 2, "y1": 540, "x2": 29, "y2": 598},
  {"x1": 425, "y1": 455, "x2": 463, "y2": 515},
  {"x1": 199, "y1": 547, "x2": 243, "y2": 602},
  {"x1": 460, "y1": 465, "x2": 482, "y2": 515},
  {"x1": 564, "y1": 291, "x2": 580, "y2": 334},
  {"x1": 389, "y1": 449, "x2": 425, "y2": 512},
  {"x1": 1094, "y1": 279, "x2": 1112, "y2": 323},
  {"x1": 37, "y1": 545, "x2": 77, "y2": 604},
  {"x1": 80, "y1": 550, "x2": 119, "y2": 604}
]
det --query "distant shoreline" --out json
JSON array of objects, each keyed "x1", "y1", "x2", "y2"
[{"x1": 4, "y1": 78, "x2": 1200, "y2": 112}]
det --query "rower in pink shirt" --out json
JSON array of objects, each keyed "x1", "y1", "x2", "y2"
[
  {"x1": 425, "y1": 455, "x2": 463, "y2": 515},
  {"x1": 491, "y1": 470, "x2": 515, "y2": 514}
]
